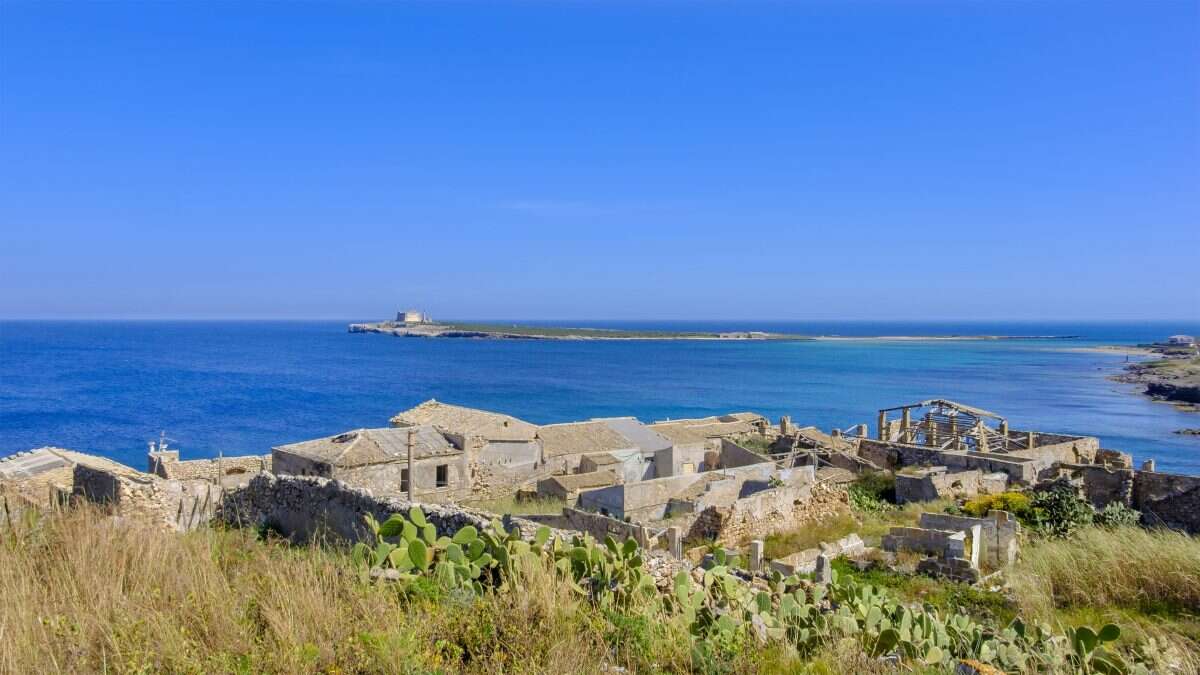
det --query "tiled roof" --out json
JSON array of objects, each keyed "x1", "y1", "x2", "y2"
[
  {"x1": 390, "y1": 400, "x2": 538, "y2": 442},
  {"x1": 538, "y1": 421, "x2": 636, "y2": 458},
  {"x1": 273, "y1": 426, "x2": 458, "y2": 468}
]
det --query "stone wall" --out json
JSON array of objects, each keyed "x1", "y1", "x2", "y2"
[
  {"x1": 148, "y1": 451, "x2": 272, "y2": 482},
  {"x1": 687, "y1": 480, "x2": 849, "y2": 546},
  {"x1": 857, "y1": 440, "x2": 1038, "y2": 484},
  {"x1": 918, "y1": 511, "x2": 1019, "y2": 568},
  {"x1": 526, "y1": 507, "x2": 657, "y2": 548},
  {"x1": 219, "y1": 473, "x2": 554, "y2": 544},
  {"x1": 882, "y1": 526, "x2": 967, "y2": 560},
  {"x1": 74, "y1": 463, "x2": 223, "y2": 532},
  {"x1": 1058, "y1": 464, "x2": 1200, "y2": 534}
]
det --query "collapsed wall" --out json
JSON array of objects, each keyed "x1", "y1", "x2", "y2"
[{"x1": 687, "y1": 479, "x2": 850, "y2": 547}]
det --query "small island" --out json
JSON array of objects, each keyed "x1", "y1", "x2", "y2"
[
  {"x1": 348, "y1": 310, "x2": 806, "y2": 340},
  {"x1": 349, "y1": 309, "x2": 1082, "y2": 342}
]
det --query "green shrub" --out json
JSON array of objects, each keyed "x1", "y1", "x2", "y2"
[
  {"x1": 1028, "y1": 487, "x2": 1095, "y2": 538},
  {"x1": 1094, "y1": 502, "x2": 1141, "y2": 529},
  {"x1": 848, "y1": 473, "x2": 897, "y2": 514},
  {"x1": 961, "y1": 492, "x2": 1033, "y2": 520}
]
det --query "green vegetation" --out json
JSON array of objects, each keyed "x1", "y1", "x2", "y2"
[
  {"x1": 3, "y1": 500, "x2": 1197, "y2": 673},
  {"x1": 763, "y1": 511, "x2": 862, "y2": 560},
  {"x1": 440, "y1": 322, "x2": 812, "y2": 340},
  {"x1": 962, "y1": 492, "x2": 1033, "y2": 519},
  {"x1": 734, "y1": 435, "x2": 776, "y2": 456},
  {"x1": 848, "y1": 472, "x2": 897, "y2": 515}
]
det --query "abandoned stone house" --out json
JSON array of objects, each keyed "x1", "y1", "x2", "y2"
[
  {"x1": 272, "y1": 426, "x2": 472, "y2": 502},
  {"x1": 0, "y1": 447, "x2": 125, "y2": 512},
  {"x1": 0, "y1": 446, "x2": 223, "y2": 531}
]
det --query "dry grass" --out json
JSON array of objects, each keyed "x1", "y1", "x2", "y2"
[
  {"x1": 0, "y1": 507, "x2": 635, "y2": 674},
  {"x1": 1010, "y1": 525, "x2": 1200, "y2": 668},
  {"x1": 5, "y1": 506, "x2": 885, "y2": 674}
]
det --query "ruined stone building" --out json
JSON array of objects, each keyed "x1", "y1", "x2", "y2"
[{"x1": 272, "y1": 426, "x2": 471, "y2": 502}]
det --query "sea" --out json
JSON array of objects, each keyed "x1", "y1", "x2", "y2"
[{"x1": 2, "y1": 320, "x2": 1198, "y2": 474}]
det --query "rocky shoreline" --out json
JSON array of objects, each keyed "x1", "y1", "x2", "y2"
[{"x1": 1103, "y1": 344, "x2": 1200, "y2": 417}]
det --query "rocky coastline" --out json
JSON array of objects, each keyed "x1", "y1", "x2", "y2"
[{"x1": 1102, "y1": 344, "x2": 1200, "y2": 418}]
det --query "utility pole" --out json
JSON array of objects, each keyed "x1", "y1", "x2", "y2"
[{"x1": 407, "y1": 427, "x2": 416, "y2": 502}]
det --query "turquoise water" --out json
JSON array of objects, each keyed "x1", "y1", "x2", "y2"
[{"x1": 1, "y1": 321, "x2": 1198, "y2": 473}]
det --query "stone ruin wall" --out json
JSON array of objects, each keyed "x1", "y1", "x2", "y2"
[
  {"x1": 219, "y1": 473, "x2": 558, "y2": 545},
  {"x1": 73, "y1": 464, "x2": 223, "y2": 532},
  {"x1": 526, "y1": 506, "x2": 657, "y2": 548},
  {"x1": 149, "y1": 451, "x2": 272, "y2": 482},
  {"x1": 1058, "y1": 464, "x2": 1200, "y2": 534},
  {"x1": 688, "y1": 480, "x2": 850, "y2": 547}
]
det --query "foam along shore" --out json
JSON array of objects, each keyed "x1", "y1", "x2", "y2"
[{"x1": 347, "y1": 321, "x2": 1080, "y2": 342}]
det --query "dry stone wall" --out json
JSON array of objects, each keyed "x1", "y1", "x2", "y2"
[
  {"x1": 688, "y1": 480, "x2": 849, "y2": 546},
  {"x1": 219, "y1": 473, "x2": 556, "y2": 544}
]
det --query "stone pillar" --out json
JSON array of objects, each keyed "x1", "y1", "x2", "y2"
[
  {"x1": 1141, "y1": 459, "x2": 1155, "y2": 472},
  {"x1": 666, "y1": 526, "x2": 682, "y2": 559},
  {"x1": 748, "y1": 540, "x2": 764, "y2": 572},
  {"x1": 967, "y1": 524, "x2": 982, "y2": 570},
  {"x1": 1026, "y1": 431, "x2": 1035, "y2": 450},
  {"x1": 780, "y1": 415, "x2": 793, "y2": 436},
  {"x1": 877, "y1": 410, "x2": 888, "y2": 441},
  {"x1": 900, "y1": 408, "x2": 912, "y2": 443},
  {"x1": 925, "y1": 413, "x2": 937, "y2": 447},
  {"x1": 948, "y1": 416, "x2": 958, "y2": 448},
  {"x1": 831, "y1": 428, "x2": 842, "y2": 438},
  {"x1": 814, "y1": 553, "x2": 832, "y2": 584},
  {"x1": 856, "y1": 423, "x2": 868, "y2": 438}
]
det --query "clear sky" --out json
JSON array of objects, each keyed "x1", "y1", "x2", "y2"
[{"x1": 1, "y1": 1, "x2": 1196, "y2": 321}]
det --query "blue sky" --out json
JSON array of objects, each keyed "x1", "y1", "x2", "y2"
[{"x1": 1, "y1": 1, "x2": 1196, "y2": 320}]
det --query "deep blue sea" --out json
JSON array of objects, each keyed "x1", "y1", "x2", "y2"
[{"x1": 2, "y1": 320, "x2": 1199, "y2": 474}]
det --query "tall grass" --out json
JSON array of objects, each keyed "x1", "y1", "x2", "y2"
[
  {"x1": 0, "y1": 507, "x2": 623, "y2": 673},
  {"x1": 0, "y1": 506, "x2": 887, "y2": 674},
  {"x1": 1010, "y1": 525, "x2": 1200, "y2": 668},
  {"x1": 1013, "y1": 526, "x2": 1200, "y2": 615}
]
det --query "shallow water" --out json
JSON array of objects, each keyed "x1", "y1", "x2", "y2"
[{"x1": 1, "y1": 320, "x2": 1197, "y2": 473}]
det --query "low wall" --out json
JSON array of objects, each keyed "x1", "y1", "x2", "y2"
[
  {"x1": 527, "y1": 507, "x2": 656, "y2": 547},
  {"x1": 882, "y1": 526, "x2": 966, "y2": 560},
  {"x1": 578, "y1": 473, "x2": 708, "y2": 520},
  {"x1": 858, "y1": 440, "x2": 1038, "y2": 484},
  {"x1": 219, "y1": 473, "x2": 553, "y2": 544},
  {"x1": 918, "y1": 510, "x2": 1019, "y2": 568}
]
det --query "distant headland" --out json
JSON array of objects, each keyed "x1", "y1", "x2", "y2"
[{"x1": 347, "y1": 310, "x2": 1080, "y2": 342}]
